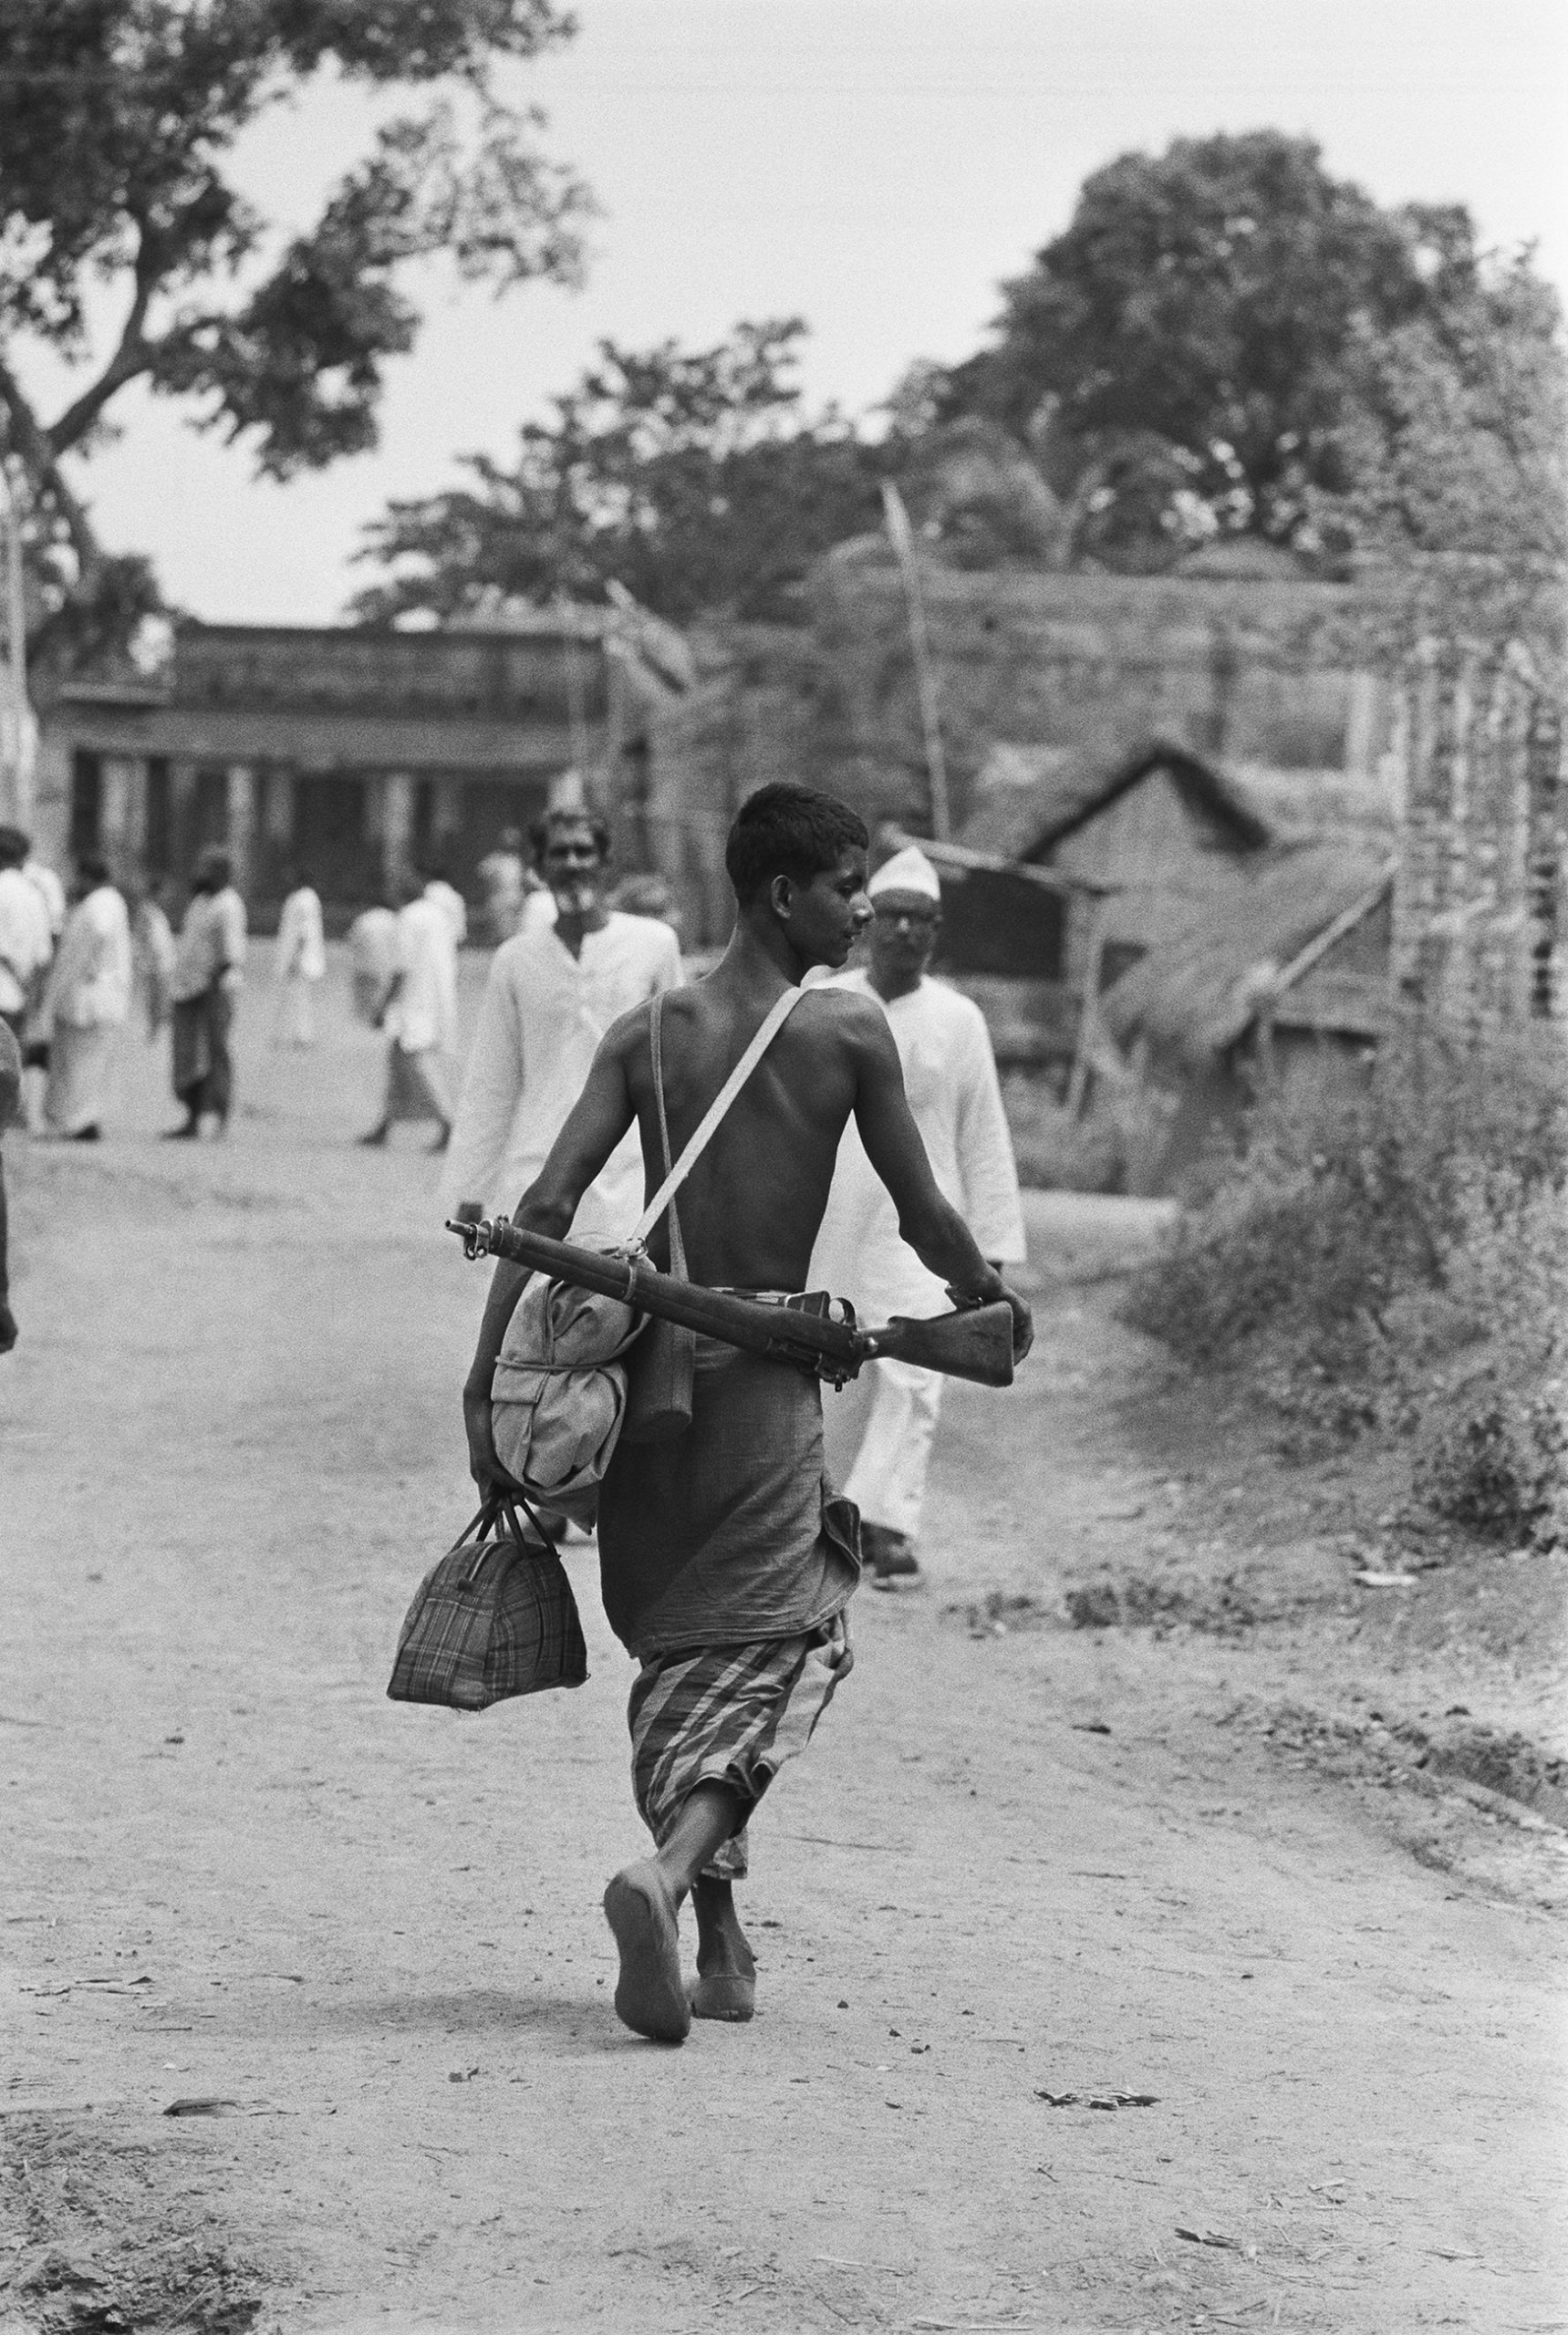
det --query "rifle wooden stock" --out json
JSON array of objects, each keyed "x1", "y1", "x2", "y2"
[{"x1": 446, "y1": 1216, "x2": 1015, "y2": 1389}]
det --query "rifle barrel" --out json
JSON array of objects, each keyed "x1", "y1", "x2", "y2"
[
  {"x1": 450, "y1": 1216, "x2": 860, "y2": 1376},
  {"x1": 446, "y1": 1217, "x2": 1016, "y2": 1388}
]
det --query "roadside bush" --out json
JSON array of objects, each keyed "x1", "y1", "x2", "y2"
[
  {"x1": 1122, "y1": 1021, "x2": 1568, "y2": 1511},
  {"x1": 1409, "y1": 1171, "x2": 1568, "y2": 1545}
]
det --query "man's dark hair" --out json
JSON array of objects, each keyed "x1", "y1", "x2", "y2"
[
  {"x1": 530, "y1": 805, "x2": 611, "y2": 864},
  {"x1": 724, "y1": 784, "x2": 868, "y2": 907}
]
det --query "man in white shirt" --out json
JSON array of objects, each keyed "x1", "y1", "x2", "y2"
[
  {"x1": 22, "y1": 853, "x2": 66, "y2": 947},
  {"x1": 477, "y1": 825, "x2": 534, "y2": 945},
  {"x1": 43, "y1": 856, "x2": 133, "y2": 1139},
  {"x1": 360, "y1": 869, "x2": 460, "y2": 1148},
  {"x1": 811, "y1": 844, "x2": 1026, "y2": 1587},
  {"x1": 441, "y1": 808, "x2": 681, "y2": 1234},
  {"x1": 272, "y1": 865, "x2": 327, "y2": 1048},
  {"x1": 423, "y1": 866, "x2": 468, "y2": 949},
  {"x1": 167, "y1": 847, "x2": 247, "y2": 1137},
  {"x1": 0, "y1": 825, "x2": 54, "y2": 1052}
]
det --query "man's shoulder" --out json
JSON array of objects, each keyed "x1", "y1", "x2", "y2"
[{"x1": 795, "y1": 978, "x2": 890, "y2": 1048}]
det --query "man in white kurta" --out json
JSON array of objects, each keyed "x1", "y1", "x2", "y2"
[
  {"x1": 362, "y1": 876, "x2": 460, "y2": 1146},
  {"x1": 810, "y1": 845, "x2": 1025, "y2": 1586},
  {"x1": 272, "y1": 872, "x2": 327, "y2": 1048},
  {"x1": 43, "y1": 860, "x2": 132, "y2": 1138},
  {"x1": 0, "y1": 825, "x2": 53, "y2": 1052},
  {"x1": 440, "y1": 810, "x2": 681, "y2": 1237}
]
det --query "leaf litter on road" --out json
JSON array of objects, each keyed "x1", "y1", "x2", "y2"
[{"x1": 1036, "y1": 2088, "x2": 1158, "y2": 2109}]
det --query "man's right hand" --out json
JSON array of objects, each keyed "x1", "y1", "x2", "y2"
[
  {"x1": 1000, "y1": 1282, "x2": 1033, "y2": 1365},
  {"x1": 463, "y1": 1382, "x2": 505, "y2": 1495}
]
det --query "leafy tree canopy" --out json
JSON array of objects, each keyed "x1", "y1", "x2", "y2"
[
  {"x1": 0, "y1": 0, "x2": 589, "y2": 670},
  {"x1": 350, "y1": 317, "x2": 887, "y2": 626},
  {"x1": 940, "y1": 130, "x2": 1564, "y2": 581}
]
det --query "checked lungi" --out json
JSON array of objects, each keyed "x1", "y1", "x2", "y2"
[{"x1": 628, "y1": 1615, "x2": 852, "y2": 1880}]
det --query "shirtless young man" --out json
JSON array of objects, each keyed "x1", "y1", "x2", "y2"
[{"x1": 462, "y1": 783, "x2": 1032, "y2": 2044}]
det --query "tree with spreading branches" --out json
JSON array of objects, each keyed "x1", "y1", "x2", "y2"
[
  {"x1": 351, "y1": 318, "x2": 887, "y2": 626},
  {"x1": 0, "y1": 0, "x2": 591, "y2": 669},
  {"x1": 940, "y1": 129, "x2": 1565, "y2": 590}
]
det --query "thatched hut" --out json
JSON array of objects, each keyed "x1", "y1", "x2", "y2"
[{"x1": 1097, "y1": 842, "x2": 1396, "y2": 1190}]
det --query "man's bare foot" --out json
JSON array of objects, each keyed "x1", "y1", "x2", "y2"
[
  {"x1": 691, "y1": 1875, "x2": 756, "y2": 2022},
  {"x1": 603, "y1": 1861, "x2": 691, "y2": 2043}
]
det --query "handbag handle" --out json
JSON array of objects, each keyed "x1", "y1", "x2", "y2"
[{"x1": 451, "y1": 1488, "x2": 566, "y2": 1587}]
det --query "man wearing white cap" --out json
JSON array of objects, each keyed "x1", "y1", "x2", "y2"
[{"x1": 810, "y1": 844, "x2": 1026, "y2": 1586}]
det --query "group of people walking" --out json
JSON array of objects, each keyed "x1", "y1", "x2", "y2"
[
  {"x1": 0, "y1": 825, "x2": 255, "y2": 1143},
  {"x1": 4, "y1": 777, "x2": 1032, "y2": 2050},
  {"x1": 2, "y1": 804, "x2": 1026, "y2": 1607}
]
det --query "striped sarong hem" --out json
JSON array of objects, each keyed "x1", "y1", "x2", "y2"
[{"x1": 628, "y1": 1615, "x2": 851, "y2": 1881}]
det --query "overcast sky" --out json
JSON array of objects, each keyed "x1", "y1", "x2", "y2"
[{"x1": 51, "y1": 0, "x2": 1568, "y2": 626}]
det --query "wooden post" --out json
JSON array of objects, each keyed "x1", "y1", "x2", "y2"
[
  {"x1": 1526, "y1": 695, "x2": 1564, "y2": 1022},
  {"x1": 0, "y1": 468, "x2": 27, "y2": 828},
  {"x1": 225, "y1": 763, "x2": 257, "y2": 898},
  {"x1": 881, "y1": 483, "x2": 950, "y2": 841},
  {"x1": 99, "y1": 754, "x2": 147, "y2": 882},
  {"x1": 1065, "y1": 895, "x2": 1108, "y2": 1116}
]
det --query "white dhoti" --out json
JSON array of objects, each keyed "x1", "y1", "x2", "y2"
[
  {"x1": 43, "y1": 1023, "x2": 119, "y2": 1135},
  {"x1": 842, "y1": 1356, "x2": 944, "y2": 1540},
  {"x1": 274, "y1": 972, "x2": 319, "y2": 1048}
]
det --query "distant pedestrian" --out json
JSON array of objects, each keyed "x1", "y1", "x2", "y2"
[
  {"x1": 0, "y1": 825, "x2": 52, "y2": 1058},
  {"x1": 273, "y1": 866, "x2": 327, "y2": 1048},
  {"x1": 22, "y1": 850, "x2": 65, "y2": 950},
  {"x1": 43, "y1": 856, "x2": 132, "y2": 1141},
  {"x1": 0, "y1": 1015, "x2": 19, "y2": 1353},
  {"x1": 347, "y1": 891, "x2": 398, "y2": 1025},
  {"x1": 167, "y1": 847, "x2": 247, "y2": 1139},
  {"x1": 359, "y1": 870, "x2": 458, "y2": 1150},
  {"x1": 812, "y1": 845, "x2": 1026, "y2": 1588},
  {"x1": 131, "y1": 876, "x2": 177, "y2": 1040},
  {"x1": 423, "y1": 866, "x2": 468, "y2": 949},
  {"x1": 477, "y1": 825, "x2": 532, "y2": 945}
]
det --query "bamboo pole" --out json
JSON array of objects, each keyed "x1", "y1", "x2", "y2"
[
  {"x1": 881, "y1": 482, "x2": 950, "y2": 841},
  {"x1": 1, "y1": 465, "x2": 27, "y2": 827}
]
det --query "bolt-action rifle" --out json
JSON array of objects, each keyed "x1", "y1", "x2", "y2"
[{"x1": 445, "y1": 1215, "x2": 1016, "y2": 1388}]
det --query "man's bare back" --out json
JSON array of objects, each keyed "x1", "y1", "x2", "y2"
[{"x1": 616, "y1": 977, "x2": 898, "y2": 1292}]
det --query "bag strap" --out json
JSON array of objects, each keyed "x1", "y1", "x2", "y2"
[
  {"x1": 647, "y1": 993, "x2": 688, "y2": 1283},
  {"x1": 628, "y1": 984, "x2": 807, "y2": 1249}
]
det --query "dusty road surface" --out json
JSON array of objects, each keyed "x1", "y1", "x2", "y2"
[{"x1": 3, "y1": 960, "x2": 1564, "y2": 2335}]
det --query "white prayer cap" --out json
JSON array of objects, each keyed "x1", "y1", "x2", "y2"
[{"x1": 868, "y1": 844, "x2": 941, "y2": 901}]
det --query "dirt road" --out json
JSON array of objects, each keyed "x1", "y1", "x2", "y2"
[{"x1": 2, "y1": 963, "x2": 1563, "y2": 2334}]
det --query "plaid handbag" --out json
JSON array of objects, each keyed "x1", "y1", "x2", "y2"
[{"x1": 387, "y1": 1492, "x2": 588, "y2": 1711}]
